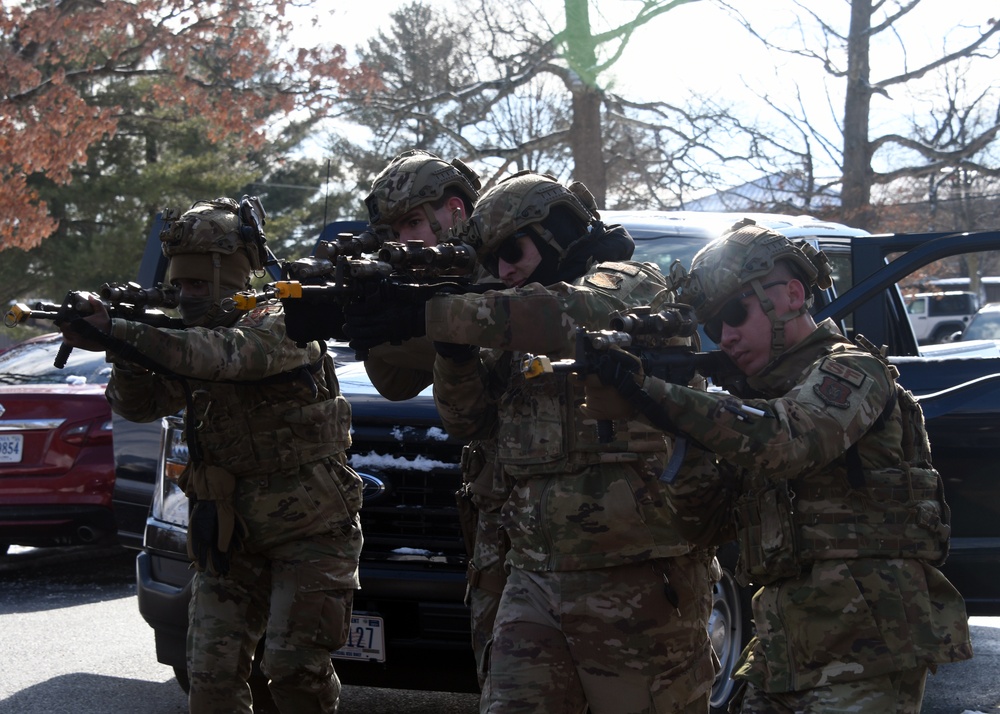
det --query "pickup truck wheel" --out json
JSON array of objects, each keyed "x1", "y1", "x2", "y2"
[
  {"x1": 709, "y1": 545, "x2": 754, "y2": 713},
  {"x1": 930, "y1": 323, "x2": 964, "y2": 344}
]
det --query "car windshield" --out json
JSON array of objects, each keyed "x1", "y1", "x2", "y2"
[
  {"x1": 0, "y1": 337, "x2": 112, "y2": 385},
  {"x1": 629, "y1": 235, "x2": 704, "y2": 277}
]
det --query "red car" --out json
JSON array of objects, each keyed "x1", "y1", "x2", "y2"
[{"x1": 0, "y1": 333, "x2": 115, "y2": 554}]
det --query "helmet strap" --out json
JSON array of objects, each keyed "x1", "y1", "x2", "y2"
[
  {"x1": 422, "y1": 203, "x2": 447, "y2": 244},
  {"x1": 748, "y1": 278, "x2": 808, "y2": 360}
]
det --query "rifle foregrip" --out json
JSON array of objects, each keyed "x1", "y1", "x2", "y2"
[{"x1": 54, "y1": 341, "x2": 73, "y2": 369}]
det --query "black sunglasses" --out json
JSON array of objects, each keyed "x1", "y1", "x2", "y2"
[
  {"x1": 484, "y1": 232, "x2": 529, "y2": 276},
  {"x1": 704, "y1": 281, "x2": 788, "y2": 342}
]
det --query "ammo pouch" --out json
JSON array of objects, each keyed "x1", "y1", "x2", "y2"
[
  {"x1": 194, "y1": 393, "x2": 350, "y2": 478},
  {"x1": 497, "y1": 370, "x2": 668, "y2": 477},
  {"x1": 734, "y1": 467, "x2": 951, "y2": 586},
  {"x1": 794, "y1": 466, "x2": 950, "y2": 567},
  {"x1": 733, "y1": 483, "x2": 801, "y2": 586}
]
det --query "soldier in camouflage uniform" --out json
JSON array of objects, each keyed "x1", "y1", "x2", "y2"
[
  {"x1": 355, "y1": 148, "x2": 482, "y2": 400},
  {"x1": 346, "y1": 149, "x2": 510, "y2": 688},
  {"x1": 590, "y1": 219, "x2": 973, "y2": 713},
  {"x1": 59, "y1": 198, "x2": 362, "y2": 714},
  {"x1": 425, "y1": 171, "x2": 719, "y2": 713}
]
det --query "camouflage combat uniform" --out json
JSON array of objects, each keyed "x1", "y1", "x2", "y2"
[
  {"x1": 107, "y1": 302, "x2": 362, "y2": 714},
  {"x1": 427, "y1": 263, "x2": 719, "y2": 714},
  {"x1": 360, "y1": 337, "x2": 511, "y2": 686},
  {"x1": 641, "y1": 319, "x2": 973, "y2": 712},
  {"x1": 358, "y1": 149, "x2": 508, "y2": 687}
]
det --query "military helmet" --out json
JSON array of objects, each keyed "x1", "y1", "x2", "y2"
[
  {"x1": 365, "y1": 149, "x2": 481, "y2": 227},
  {"x1": 160, "y1": 196, "x2": 269, "y2": 327},
  {"x1": 465, "y1": 170, "x2": 599, "y2": 259},
  {"x1": 160, "y1": 196, "x2": 267, "y2": 270},
  {"x1": 682, "y1": 218, "x2": 832, "y2": 323}
]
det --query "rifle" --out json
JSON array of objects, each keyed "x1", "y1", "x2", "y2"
[
  {"x1": 237, "y1": 232, "x2": 487, "y2": 358},
  {"x1": 4, "y1": 282, "x2": 184, "y2": 368},
  {"x1": 521, "y1": 303, "x2": 742, "y2": 441}
]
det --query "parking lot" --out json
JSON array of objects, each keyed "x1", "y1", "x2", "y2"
[{"x1": 1, "y1": 544, "x2": 998, "y2": 713}]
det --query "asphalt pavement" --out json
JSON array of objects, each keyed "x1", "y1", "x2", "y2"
[{"x1": 0, "y1": 545, "x2": 997, "y2": 713}]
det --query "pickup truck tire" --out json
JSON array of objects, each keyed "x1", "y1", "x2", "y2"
[
  {"x1": 929, "y1": 322, "x2": 966, "y2": 344},
  {"x1": 709, "y1": 543, "x2": 754, "y2": 713}
]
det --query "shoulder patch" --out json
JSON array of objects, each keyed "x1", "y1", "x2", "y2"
[
  {"x1": 818, "y1": 356, "x2": 867, "y2": 388},
  {"x1": 813, "y1": 376, "x2": 853, "y2": 408},
  {"x1": 243, "y1": 304, "x2": 273, "y2": 327},
  {"x1": 585, "y1": 272, "x2": 624, "y2": 290},
  {"x1": 596, "y1": 261, "x2": 641, "y2": 276}
]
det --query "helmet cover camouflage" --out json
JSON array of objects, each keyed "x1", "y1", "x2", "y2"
[
  {"x1": 681, "y1": 218, "x2": 833, "y2": 323},
  {"x1": 161, "y1": 197, "x2": 244, "y2": 258},
  {"x1": 464, "y1": 170, "x2": 599, "y2": 260},
  {"x1": 160, "y1": 197, "x2": 269, "y2": 327},
  {"x1": 365, "y1": 149, "x2": 481, "y2": 226}
]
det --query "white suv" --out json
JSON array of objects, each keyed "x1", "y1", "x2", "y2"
[{"x1": 905, "y1": 291, "x2": 980, "y2": 344}]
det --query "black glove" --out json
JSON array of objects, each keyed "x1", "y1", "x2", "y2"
[
  {"x1": 593, "y1": 348, "x2": 644, "y2": 399},
  {"x1": 281, "y1": 293, "x2": 346, "y2": 345},
  {"x1": 343, "y1": 300, "x2": 427, "y2": 354},
  {"x1": 188, "y1": 498, "x2": 244, "y2": 576},
  {"x1": 433, "y1": 341, "x2": 479, "y2": 363}
]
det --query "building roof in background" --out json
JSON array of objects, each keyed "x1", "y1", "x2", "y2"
[{"x1": 681, "y1": 172, "x2": 841, "y2": 212}]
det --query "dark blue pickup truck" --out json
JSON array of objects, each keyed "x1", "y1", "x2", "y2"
[{"x1": 113, "y1": 210, "x2": 1000, "y2": 713}]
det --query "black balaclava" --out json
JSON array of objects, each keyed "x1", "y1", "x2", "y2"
[{"x1": 525, "y1": 206, "x2": 635, "y2": 286}]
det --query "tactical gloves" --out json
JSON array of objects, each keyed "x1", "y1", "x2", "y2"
[
  {"x1": 579, "y1": 347, "x2": 645, "y2": 421},
  {"x1": 188, "y1": 497, "x2": 246, "y2": 576},
  {"x1": 180, "y1": 463, "x2": 246, "y2": 576},
  {"x1": 342, "y1": 300, "x2": 427, "y2": 356},
  {"x1": 433, "y1": 341, "x2": 479, "y2": 363},
  {"x1": 592, "y1": 347, "x2": 644, "y2": 396},
  {"x1": 281, "y1": 292, "x2": 346, "y2": 345}
]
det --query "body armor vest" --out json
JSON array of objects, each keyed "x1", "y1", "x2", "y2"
[
  {"x1": 496, "y1": 365, "x2": 670, "y2": 477},
  {"x1": 190, "y1": 353, "x2": 351, "y2": 479},
  {"x1": 733, "y1": 345, "x2": 951, "y2": 586},
  {"x1": 494, "y1": 260, "x2": 673, "y2": 476}
]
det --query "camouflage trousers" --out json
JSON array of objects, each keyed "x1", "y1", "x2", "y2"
[
  {"x1": 187, "y1": 522, "x2": 361, "y2": 714},
  {"x1": 736, "y1": 666, "x2": 928, "y2": 714},
  {"x1": 467, "y1": 507, "x2": 509, "y2": 688},
  {"x1": 482, "y1": 553, "x2": 719, "y2": 714}
]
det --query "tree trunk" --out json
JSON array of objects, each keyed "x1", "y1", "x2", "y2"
[
  {"x1": 841, "y1": 0, "x2": 876, "y2": 228},
  {"x1": 563, "y1": 0, "x2": 607, "y2": 206},
  {"x1": 569, "y1": 86, "x2": 607, "y2": 206}
]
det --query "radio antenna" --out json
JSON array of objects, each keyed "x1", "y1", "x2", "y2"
[{"x1": 322, "y1": 158, "x2": 332, "y2": 232}]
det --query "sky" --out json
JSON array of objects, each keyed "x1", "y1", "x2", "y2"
[{"x1": 291, "y1": 0, "x2": 999, "y2": 185}]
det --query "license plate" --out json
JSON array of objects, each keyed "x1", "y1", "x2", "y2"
[
  {"x1": 0, "y1": 434, "x2": 23, "y2": 463},
  {"x1": 331, "y1": 614, "x2": 385, "y2": 663}
]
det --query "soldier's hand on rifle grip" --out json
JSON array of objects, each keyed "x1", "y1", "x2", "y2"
[
  {"x1": 343, "y1": 300, "x2": 427, "y2": 354},
  {"x1": 579, "y1": 347, "x2": 645, "y2": 421},
  {"x1": 57, "y1": 294, "x2": 111, "y2": 352},
  {"x1": 592, "y1": 347, "x2": 644, "y2": 397}
]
